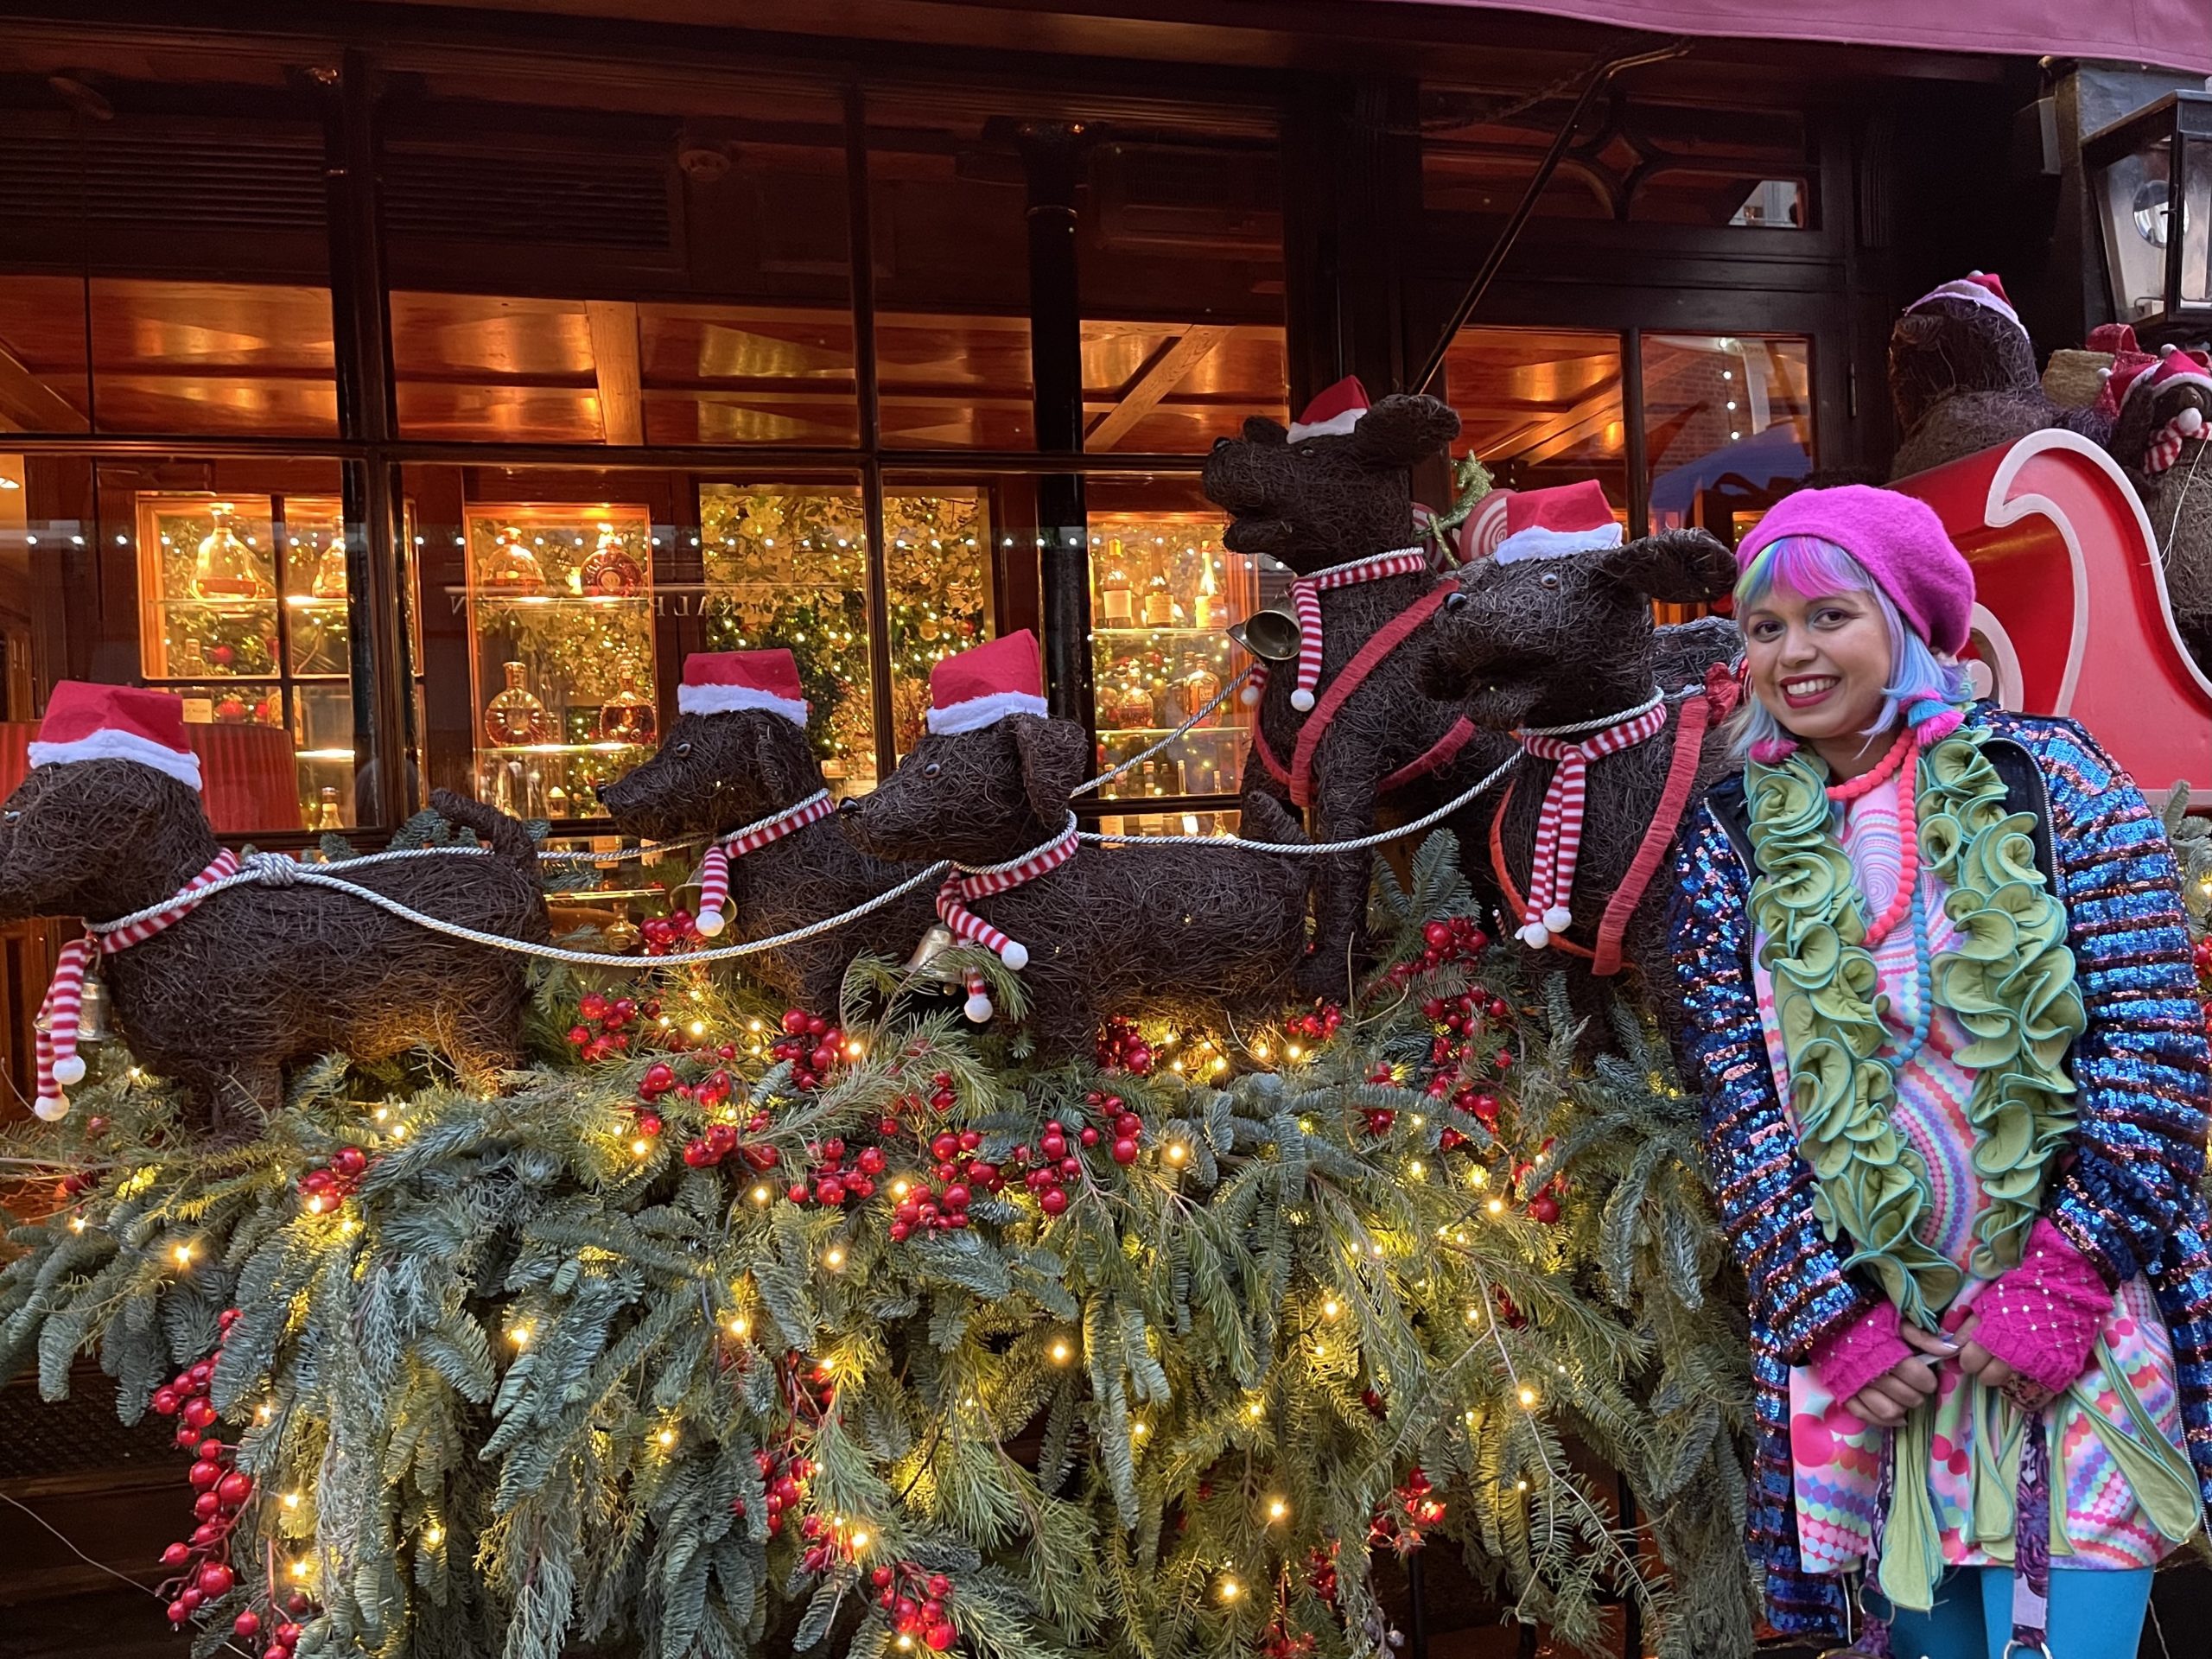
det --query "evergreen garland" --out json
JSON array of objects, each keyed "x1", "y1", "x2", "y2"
[{"x1": 1, "y1": 833, "x2": 1758, "y2": 1659}]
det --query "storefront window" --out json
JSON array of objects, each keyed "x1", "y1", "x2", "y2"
[
  {"x1": 1643, "y1": 334, "x2": 1814, "y2": 541},
  {"x1": 1442, "y1": 327, "x2": 1630, "y2": 509}
]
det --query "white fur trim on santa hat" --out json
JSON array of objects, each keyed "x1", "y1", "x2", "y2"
[
  {"x1": 926, "y1": 690, "x2": 1049, "y2": 735},
  {"x1": 1907, "y1": 273, "x2": 2023, "y2": 331},
  {"x1": 677, "y1": 682, "x2": 809, "y2": 724},
  {"x1": 1491, "y1": 522, "x2": 1624, "y2": 566},
  {"x1": 29, "y1": 728, "x2": 202, "y2": 791},
  {"x1": 1287, "y1": 407, "x2": 1363, "y2": 442}
]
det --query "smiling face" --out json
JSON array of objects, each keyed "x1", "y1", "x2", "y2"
[{"x1": 1740, "y1": 584, "x2": 1895, "y2": 755}]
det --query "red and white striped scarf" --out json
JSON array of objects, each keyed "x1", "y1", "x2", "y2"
[
  {"x1": 1245, "y1": 547, "x2": 1428, "y2": 712},
  {"x1": 935, "y1": 819, "x2": 1079, "y2": 1020},
  {"x1": 691, "y1": 789, "x2": 836, "y2": 938},
  {"x1": 1511, "y1": 702, "x2": 1669, "y2": 949},
  {"x1": 2145, "y1": 407, "x2": 2205, "y2": 474},
  {"x1": 35, "y1": 849, "x2": 239, "y2": 1119}
]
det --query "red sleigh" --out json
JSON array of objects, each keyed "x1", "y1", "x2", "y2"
[{"x1": 1896, "y1": 429, "x2": 2212, "y2": 795}]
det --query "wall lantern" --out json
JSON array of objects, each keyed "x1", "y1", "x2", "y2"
[{"x1": 2083, "y1": 90, "x2": 2212, "y2": 337}]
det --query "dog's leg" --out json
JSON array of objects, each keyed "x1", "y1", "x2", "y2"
[
  {"x1": 1295, "y1": 767, "x2": 1383, "y2": 1001},
  {"x1": 186, "y1": 1061, "x2": 280, "y2": 1145}
]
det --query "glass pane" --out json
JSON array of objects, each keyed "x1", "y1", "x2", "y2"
[
  {"x1": 1084, "y1": 474, "x2": 1261, "y2": 832},
  {"x1": 0, "y1": 45, "x2": 334, "y2": 435},
  {"x1": 1642, "y1": 334, "x2": 1815, "y2": 543},
  {"x1": 697, "y1": 482, "x2": 880, "y2": 794},
  {"x1": 2182, "y1": 136, "x2": 2211, "y2": 307},
  {"x1": 384, "y1": 73, "x2": 854, "y2": 444},
  {"x1": 1441, "y1": 327, "x2": 1629, "y2": 507},
  {"x1": 885, "y1": 490, "x2": 993, "y2": 761},
  {"x1": 868, "y1": 97, "x2": 1033, "y2": 448}
]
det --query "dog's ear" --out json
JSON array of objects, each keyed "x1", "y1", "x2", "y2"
[
  {"x1": 1347, "y1": 394, "x2": 1460, "y2": 471},
  {"x1": 1592, "y1": 528, "x2": 1737, "y2": 605},
  {"x1": 750, "y1": 713, "x2": 819, "y2": 805},
  {"x1": 1239, "y1": 415, "x2": 1289, "y2": 445},
  {"x1": 1008, "y1": 715, "x2": 1088, "y2": 826}
]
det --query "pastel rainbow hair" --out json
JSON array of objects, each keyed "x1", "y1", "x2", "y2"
[{"x1": 1728, "y1": 534, "x2": 1972, "y2": 764}]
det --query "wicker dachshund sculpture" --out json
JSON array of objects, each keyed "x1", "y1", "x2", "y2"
[
  {"x1": 0, "y1": 683, "x2": 547, "y2": 1135},
  {"x1": 1202, "y1": 377, "x2": 1516, "y2": 998},
  {"x1": 1419, "y1": 487, "x2": 1740, "y2": 1027},
  {"x1": 1888, "y1": 272, "x2": 2105, "y2": 480},
  {"x1": 842, "y1": 632, "x2": 1309, "y2": 1058},
  {"x1": 597, "y1": 650, "x2": 938, "y2": 1014},
  {"x1": 2108, "y1": 346, "x2": 2212, "y2": 674}
]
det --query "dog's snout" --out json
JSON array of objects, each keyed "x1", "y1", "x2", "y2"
[
  {"x1": 592, "y1": 782, "x2": 609, "y2": 804},
  {"x1": 1444, "y1": 590, "x2": 1471, "y2": 613},
  {"x1": 837, "y1": 797, "x2": 861, "y2": 817}
]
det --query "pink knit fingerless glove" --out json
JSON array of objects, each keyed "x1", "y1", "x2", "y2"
[
  {"x1": 1811, "y1": 1300, "x2": 1913, "y2": 1404},
  {"x1": 1969, "y1": 1218, "x2": 2113, "y2": 1394}
]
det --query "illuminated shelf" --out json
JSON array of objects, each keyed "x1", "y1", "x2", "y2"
[
  {"x1": 1099, "y1": 725, "x2": 1247, "y2": 737},
  {"x1": 1092, "y1": 626, "x2": 1230, "y2": 639},
  {"x1": 480, "y1": 741, "x2": 652, "y2": 757},
  {"x1": 473, "y1": 591, "x2": 651, "y2": 607}
]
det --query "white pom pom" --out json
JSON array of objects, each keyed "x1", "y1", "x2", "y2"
[
  {"x1": 963, "y1": 990, "x2": 995, "y2": 1023},
  {"x1": 1542, "y1": 905, "x2": 1573, "y2": 933},
  {"x1": 1516, "y1": 922, "x2": 1551, "y2": 949},
  {"x1": 1239, "y1": 683, "x2": 1262, "y2": 709},
  {"x1": 54, "y1": 1055, "x2": 86, "y2": 1086},
  {"x1": 694, "y1": 907, "x2": 726, "y2": 938},
  {"x1": 1290, "y1": 688, "x2": 1316, "y2": 712},
  {"x1": 999, "y1": 939, "x2": 1029, "y2": 971},
  {"x1": 2180, "y1": 407, "x2": 2205, "y2": 435},
  {"x1": 34, "y1": 1095, "x2": 69, "y2": 1122}
]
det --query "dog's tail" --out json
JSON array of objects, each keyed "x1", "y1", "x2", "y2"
[
  {"x1": 1238, "y1": 791, "x2": 1308, "y2": 849},
  {"x1": 430, "y1": 789, "x2": 538, "y2": 868}
]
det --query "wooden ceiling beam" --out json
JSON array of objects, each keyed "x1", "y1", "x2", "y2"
[
  {"x1": 0, "y1": 340, "x2": 89, "y2": 434},
  {"x1": 585, "y1": 299, "x2": 645, "y2": 445},
  {"x1": 1084, "y1": 323, "x2": 1230, "y2": 452}
]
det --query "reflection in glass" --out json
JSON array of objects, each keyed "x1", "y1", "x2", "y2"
[
  {"x1": 1443, "y1": 328, "x2": 1628, "y2": 506},
  {"x1": 1641, "y1": 334, "x2": 1814, "y2": 543}
]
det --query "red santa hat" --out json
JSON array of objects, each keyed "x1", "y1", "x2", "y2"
[
  {"x1": 1490, "y1": 480, "x2": 1624, "y2": 565},
  {"x1": 1287, "y1": 376, "x2": 1370, "y2": 443},
  {"x1": 28, "y1": 682, "x2": 201, "y2": 791},
  {"x1": 2143, "y1": 343, "x2": 2212, "y2": 401},
  {"x1": 1906, "y1": 270, "x2": 2024, "y2": 334},
  {"x1": 678, "y1": 650, "x2": 809, "y2": 724},
  {"x1": 926, "y1": 629, "x2": 1047, "y2": 735}
]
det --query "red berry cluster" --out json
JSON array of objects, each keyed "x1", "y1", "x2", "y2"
[
  {"x1": 682, "y1": 1112, "x2": 779, "y2": 1172},
  {"x1": 296, "y1": 1145, "x2": 368, "y2": 1213},
  {"x1": 785, "y1": 1137, "x2": 884, "y2": 1207},
  {"x1": 736, "y1": 1441, "x2": 815, "y2": 1535},
  {"x1": 1018, "y1": 1118, "x2": 1093, "y2": 1215},
  {"x1": 1366, "y1": 1466, "x2": 1446, "y2": 1557},
  {"x1": 1415, "y1": 992, "x2": 1510, "y2": 1102},
  {"x1": 1083, "y1": 1090, "x2": 1142, "y2": 1166},
  {"x1": 568, "y1": 992, "x2": 642, "y2": 1063},
  {"x1": 870, "y1": 1563, "x2": 961, "y2": 1651},
  {"x1": 772, "y1": 1010, "x2": 846, "y2": 1090},
  {"x1": 640, "y1": 909, "x2": 700, "y2": 956},
  {"x1": 1260, "y1": 1618, "x2": 1318, "y2": 1659},
  {"x1": 1512, "y1": 1139, "x2": 1566, "y2": 1225},
  {"x1": 1306, "y1": 1542, "x2": 1341, "y2": 1605},
  {"x1": 1383, "y1": 916, "x2": 1490, "y2": 987},
  {"x1": 1094, "y1": 1017, "x2": 1154, "y2": 1075},
  {"x1": 1282, "y1": 1001, "x2": 1344, "y2": 1045},
  {"x1": 892, "y1": 1128, "x2": 1000, "y2": 1238}
]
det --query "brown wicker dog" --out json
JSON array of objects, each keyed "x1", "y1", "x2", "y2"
[
  {"x1": 2109, "y1": 352, "x2": 2212, "y2": 675},
  {"x1": 842, "y1": 703, "x2": 1310, "y2": 1059},
  {"x1": 1420, "y1": 519, "x2": 1739, "y2": 1025},
  {"x1": 1202, "y1": 381, "x2": 1516, "y2": 999},
  {"x1": 1888, "y1": 276, "x2": 2107, "y2": 480},
  {"x1": 596, "y1": 665, "x2": 938, "y2": 1015},
  {"x1": 0, "y1": 747, "x2": 547, "y2": 1136}
]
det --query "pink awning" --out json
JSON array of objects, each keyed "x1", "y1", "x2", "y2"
[{"x1": 1425, "y1": 0, "x2": 2212, "y2": 73}]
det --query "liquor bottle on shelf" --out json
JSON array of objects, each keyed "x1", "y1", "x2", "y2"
[
  {"x1": 315, "y1": 786, "x2": 342, "y2": 830},
  {"x1": 580, "y1": 524, "x2": 645, "y2": 595},
  {"x1": 546, "y1": 784, "x2": 569, "y2": 820},
  {"x1": 480, "y1": 525, "x2": 548, "y2": 591},
  {"x1": 484, "y1": 661, "x2": 554, "y2": 746},
  {"x1": 191, "y1": 503, "x2": 270, "y2": 600},
  {"x1": 1139, "y1": 760, "x2": 1159, "y2": 798},
  {"x1": 1193, "y1": 558, "x2": 1218, "y2": 629},
  {"x1": 1141, "y1": 572, "x2": 1175, "y2": 627},
  {"x1": 309, "y1": 538, "x2": 349, "y2": 600},
  {"x1": 1100, "y1": 552, "x2": 1133, "y2": 625},
  {"x1": 597, "y1": 674, "x2": 655, "y2": 745}
]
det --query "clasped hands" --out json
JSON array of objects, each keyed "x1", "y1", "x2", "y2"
[{"x1": 1843, "y1": 1313, "x2": 2053, "y2": 1428}]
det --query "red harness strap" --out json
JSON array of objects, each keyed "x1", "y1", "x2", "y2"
[
  {"x1": 1250, "y1": 582, "x2": 1461, "y2": 809},
  {"x1": 1486, "y1": 667, "x2": 1736, "y2": 976}
]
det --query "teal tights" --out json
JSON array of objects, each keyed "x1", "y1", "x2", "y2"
[{"x1": 1882, "y1": 1567, "x2": 2153, "y2": 1659}]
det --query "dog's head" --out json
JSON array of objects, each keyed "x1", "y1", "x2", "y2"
[
  {"x1": 2113, "y1": 357, "x2": 2212, "y2": 474},
  {"x1": 1201, "y1": 393, "x2": 1460, "y2": 569},
  {"x1": 598, "y1": 710, "x2": 826, "y2": 842},
  {"x1": 842, "y1": 715, "x2": 1089, "y2": 865},
  {"x1": 1420, "y1": 528, "x2": 1736, "y2": 729},
  {"x1": 0, "y1": 760, "x2": 213, "y2": 922},
  {"x1": 1888, "y1": 296, "x2": 2040, "y2": 432}
]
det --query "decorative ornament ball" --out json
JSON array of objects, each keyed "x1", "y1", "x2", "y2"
[
  {"x1": 54, "y1": 1054, "x2": 86, "y2": 1085},
  {"x1": 963, "y1": 990, "x2": 995, "y2": 1023},
  {"x1": 694, "y1": 907, "x2": 725, "y2": 938},
  {"x1": 1530, "y1": 1194, "x2": 1561, "y2": 1224},
  {"x1": 1039, "y1": 1186, "x2": 1069, "y2": 1216},
  {"x1": 1000, "y1": 939, "x2": 1028, "y2": 971},
  {"x1": 1290, "y1": 688, "x2": 1316, "y2": 712}
]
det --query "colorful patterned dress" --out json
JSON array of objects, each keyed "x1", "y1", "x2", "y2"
[{"x1": 1750, "y1": 777, "x2": 2196, "y2": 1575}]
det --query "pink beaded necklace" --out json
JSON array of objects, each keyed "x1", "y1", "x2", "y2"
[{"x1": 1825, "y1": 724, "x2": 1918, "y2": 949}]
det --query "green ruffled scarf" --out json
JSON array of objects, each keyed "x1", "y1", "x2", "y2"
[{"x1": 1745, "y1": 724, "x2": 2084, "y2": 1325}]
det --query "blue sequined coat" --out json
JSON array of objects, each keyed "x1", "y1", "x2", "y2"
[{"x1": 1666, "y1": 706, "x2": 2212, "y2": 1637}]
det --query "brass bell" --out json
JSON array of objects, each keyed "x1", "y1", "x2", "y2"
[
  {"x1": 1225, "y1": 601, "x2": 1302, "y2": 663},
  {"x1": 903, "y1": 923, "x2": 966, "y2": 988},
  {"x1": 35, "y1": 969, "x2": 113, "y2": 1045}
]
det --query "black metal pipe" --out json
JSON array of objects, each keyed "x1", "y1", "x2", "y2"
[{"x1": 844, "y1": 80, "x2": 899, "y2": 785}]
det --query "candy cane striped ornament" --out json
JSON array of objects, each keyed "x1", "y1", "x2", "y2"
[
  {"x1": 35, "y1": 849, "x2": 239, "y2": 1118},
  {"x1": 1511, "y1": 702, "x2": 1669, "y2": 948},
  {"x1": 690, "y1": 789, "x2": 836, "y2": 937},
  {"x1": 934, "y1": 819, "x2": 1080, "y2": 1020}
]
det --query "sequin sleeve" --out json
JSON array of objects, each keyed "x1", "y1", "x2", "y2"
[
  {"x1": 1668, "y1": 804, "x2": 1878, "y2": 1363},
  {"x1": 2026, "y1": 716, "x2": 2212, "y2": 1288}
]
